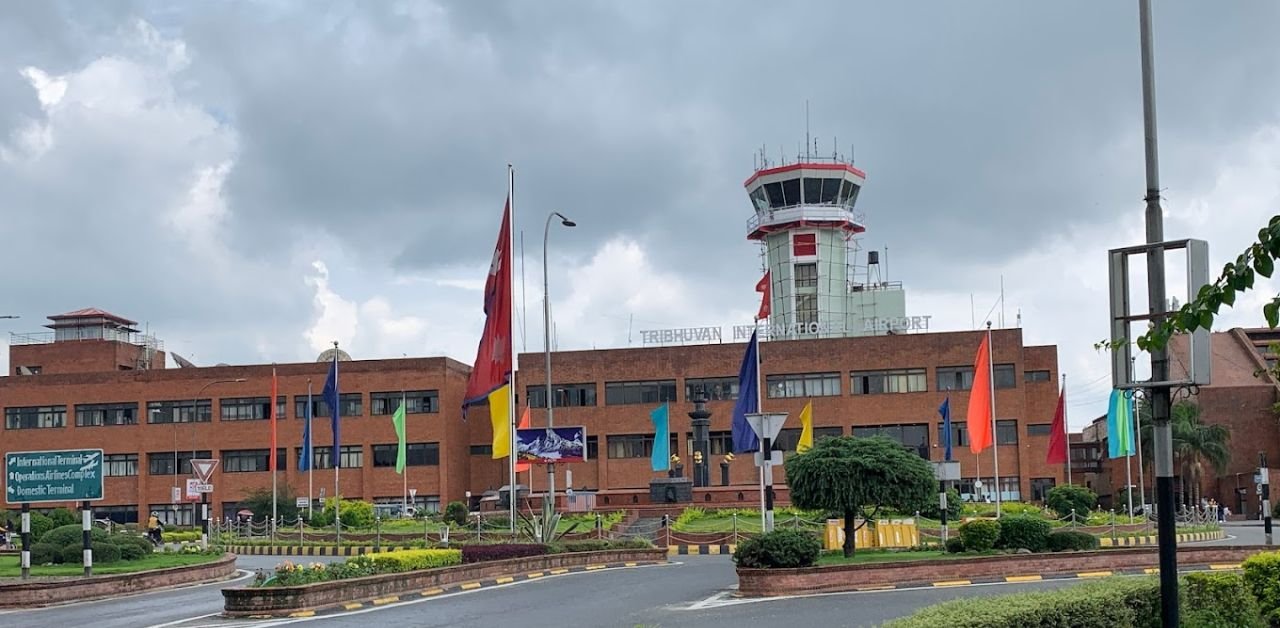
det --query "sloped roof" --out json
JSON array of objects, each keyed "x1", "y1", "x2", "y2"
[{"x1": 48, "y1": 308, "x2": 138, "y2": 326}]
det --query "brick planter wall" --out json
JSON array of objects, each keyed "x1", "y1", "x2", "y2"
[
  {"x1": 0, "y1": 553, "x2": 237, "y2": 608},
  {"x1": 737, "y1": 545, "x2": 1270, "y2": 597},
  {"x1": 223, "y1": 548, "x2": 666, "y2": 617}
]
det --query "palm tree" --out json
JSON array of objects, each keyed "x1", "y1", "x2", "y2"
[{"x1": 1171, "y1": 401, "x2": 1230, "y2": 509}]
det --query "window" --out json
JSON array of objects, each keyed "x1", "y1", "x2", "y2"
[
  {"x1": 994, "y1": 364, "x2": 1017, "y2": 389},
  {"x1": 766, "y1": 372, "x2": 840, "y2": 398},
  {"x1": 607, "y1": 434, "x2": 678, "y2": 459},
  {"x1": 222, "y1": 449, "x2": 286, "y2": 473},
  {"x1": 937, "y1": 423, "x2": 969, "y2": 448},
  {"x1": 794, "y1": 263, "x2": 818, "y2": 287},
  {"x1": 372, "y1": 443, "x2": 439, "y2": 467},
  {"x1": 793, "y1": 234, "x2": 817, "y2": 257},
  {"x1": 852, "y1": 424, "x2": 930, "y2": 458},
  {"x1": 14, "y1": 365, "x2": 41, "y2": 375},
  {"x1": 773, "y1": 427, "x2": 842, "y2": 451},
  {"x1": 296, "y1": 445, "x2": 363, "y2": 470},
  {"x1": 148, "y1": 400, "x2": 212, "y2": 424},
  {"x1": 96, "y1": 505, "x2": 139, "y2": 524},
  {"x1": 1030, "y1": 478, "x2": 1056, "y2": 502},
  {"x1": 604, "y1": 380, "x2": 677, "y2": 405},
  {"x1": 850, "y1": 369, "x2": 927, "y2": 394},
  {"x1": 371, "y1": 390, "x2": 439, "y2": 415},
  {"x1": 685, "y1": 431, "x2": 734, "y2": 456},
  {"x1": 586, "y1": 436, "x2": 599, "y2": 461},
  {"x1": 295, "y1": 393, "x2": 362, "y2": 418},
  {"x1": 470, "y1": 444, "x2": 493, "y2": 456},
  {"x1": 527, "y1": 384, "x2": 597, "y2": 409},
  {"x1": 1025, "y1": 370, "x2": 1051, "y2": 383},
  {"x1": 1027, "y1": 423, "x2": 1053, "y2": 436},
  {"x1": 339, "y1": 445, "x2": 362, "y2": 468},
  {"x1": 220, "y1": 397, "x2": 285, "y2": 421},
  {"x1": 150, "y1": 504, "x2": 194, "y2": 527},
  {"x1": 5, "y1": 405, "x2": 67, "y2": 429},
  {"x1": 996, "y1": 419, "x2": 1019, "y2": 445},
  {"x1": 76, "y1": 402, "x2": 138, "y2": 427},
  {"x1": 957, "y1": 476, "x2": 1022, "y2": 502},
  {"x1": 147, "y1": 451, "x2": 212, "y2": 476},
  {"x1": 795, "y1": 293, "x2": 818, "y2": 327},
  {"x1": 684, "y1": 377, "x2": 739, "y2": 401},
  {"x1": 936, "y1": 366, "x2": 975, "y2": 391},
  {"x1": 104, "y1": 454, "x2": 139, "y2": 477}
]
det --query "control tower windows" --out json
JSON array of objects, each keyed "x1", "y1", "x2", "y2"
[
  {"x1": 803, "y1": 178, "x2": 822, "y2": 205},
  {"x1": 781, "y1": 178, "x2": 800, "y2": 207},
  {"x1": 795, "y1": 263, "x2": 818, "y2": 287},
  {"x1": 796, "y1": 294, "x2": 818, "y2": 326},
  {"x1": 750, "y1": 186, "x2": 769, "y2": 211}
]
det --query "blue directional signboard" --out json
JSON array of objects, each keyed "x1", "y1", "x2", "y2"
[{"x1": 5, "y1": 449, "x2": 104, "y2": 504}]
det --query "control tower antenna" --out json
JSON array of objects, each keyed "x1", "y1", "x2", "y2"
[{"x1": 805, "y1": 100, "x2": 810, "y2": 162}]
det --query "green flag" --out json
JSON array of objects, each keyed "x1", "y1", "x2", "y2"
[{"x1": 392, "y1": 400, "x2": 407, "y2": 474}]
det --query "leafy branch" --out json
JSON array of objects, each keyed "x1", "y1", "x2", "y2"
[{"x1": 1136, "y1": 215, "x2": 1280, "y2": 352}]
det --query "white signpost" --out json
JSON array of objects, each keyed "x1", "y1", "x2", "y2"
[
  {"x1": 745, "y1": 413, "x2": 787, "y2": 533},
  {"x1": 189, "y1": 459, "x2": 218, "y2": 550}
]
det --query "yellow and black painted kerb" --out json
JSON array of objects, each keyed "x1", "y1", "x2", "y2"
[
  {"x1": 1098, "y1": 530, "x2": 1223, "y2": 548},
  {"x1": 227, "y1": 545, "x2": 419, "y2": 556},
  {"x1": 255, "y1": 561, "x2": 659, "y2": 619},
  {"x1": 667, "y1": 544, "x2": 736, "y2": 556}
]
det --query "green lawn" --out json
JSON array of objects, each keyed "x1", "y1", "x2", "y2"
[{"x1": 0, "y1": 552, "x2": 221, "y2": 578}]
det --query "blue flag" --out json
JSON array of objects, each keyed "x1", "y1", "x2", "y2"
[
  {"x1": 650, "y1": 404, "x2": 670, "y2": 471},
  {"x1": 322, "y1": 353, "x2": 340, "y2": 468},
  {"x1": 939, "y1": 397, "x2": 953, "y2": 462},
  {"x1": 731, "y1": 330, "x2": 760, "y2": 453},
  {"x1": 298, "y1": 387, "x2": 313, "y2": 471}
]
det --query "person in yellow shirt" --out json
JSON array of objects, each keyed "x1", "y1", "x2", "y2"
[{"x1": 147, "y1": 513, "x2": 162, "y2": 546}]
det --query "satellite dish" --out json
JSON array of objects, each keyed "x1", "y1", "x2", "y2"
[
  {"x1": 316, "y1": 348, "x2": 353, "y2": 362},
  {"x1": 215, "y1": 363, "x2": 231, "y2": 367},
  {"x1": 172, "y1": 353, "x2": 197, "y2": 369}
]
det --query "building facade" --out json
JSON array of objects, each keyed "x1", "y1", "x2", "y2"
[{"x1": 3, "y1": 310, "x2": 1066, "y2": 523}]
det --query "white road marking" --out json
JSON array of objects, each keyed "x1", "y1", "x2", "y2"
[{"x1": 0, "y1": 569, "x2": 254, "y2": 615}]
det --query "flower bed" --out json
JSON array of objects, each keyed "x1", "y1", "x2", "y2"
[{"x1": 260, "y1": 549, "x2": 461, "y2": 587}]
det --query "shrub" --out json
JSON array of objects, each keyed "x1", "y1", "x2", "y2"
[
  {"x1": 118, "y1": 541, "x2": 147, "y2": 561},
  {"x1": 944, "y1": 537, "x2": 964, "y2": 554},
  {"x1": 91, "y1": 541, "x2": 122, "y2": 564},
  {"x1": 673, "y1": 507, "x2": 706, "y2": 530},
  {"x1": 113, "y1": 534, "x2": 155, "y2": 559},
  {"x1": 884, "y1": 577, "x2": 1159, "y2": 628},
  {"x1": 39, "y1": 524, "x2": 110, "y2": 547},
  {"x1": 549, "y1": 538, "x2": 653, "y2": 553},
  {"x1": 958, "y1": 519, "x2": 1001, "y2": 553},
  {"x1": 30, "y1": 542, "x2": 60, "y2": 565},
  {"x1": 1183, "y1": 572, "x2": 1263, "y2": 628},
  {"x1": 732, "y1": 529, "x2": 821, "y2": 569},
  {"x1": 309, "y1": 499, "x2": 376, "y2": 529},
  {"x1": 996, "y1": 515, "x2": 1052, "y2": 552},
  {"x1": 1047, "y1": 530, "x2": 1099, "y2": 552},
  {"x1": 60, "y1": 543, "x2": 86, "y2": 565},
  {"x1": 444, "y1": 501, "x2": 469, "y2": 527},
  {"x1": 1046, "y1": 485, "x2": 1098, "y2": 518},
  {"x1": 47, "y1": 508, "x2": 78, "y2": 528},
  {"x1": 26, "y1": 512, "x2": 55, "y2": 543},
  {"x1": 461, "y1": 544, "x2": 548, "y2": 564},
  {"x1": 162, "y1": 531, "x2": 202, "y2": 543},
  {"x1": 920, "y1": 488, "x2": 962, "y2": 522},
  {"x1": 369, "y1": 549, "x2": 461, "y2": 572},
  {"x1": 1242, "y1": 550, "x2": 1280, "y2": 625}
]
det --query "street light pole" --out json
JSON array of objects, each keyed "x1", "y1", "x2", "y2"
[
  {"x1": 188, "y1": 378, "x2": 245, "y2": 547},
  {"x1": 542, "y1": 211, "x2": 576, "y2": 529}
]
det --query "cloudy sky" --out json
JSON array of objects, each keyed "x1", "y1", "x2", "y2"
[{"x1": 2, "y1": 1, "x2": 1278, "y2": 428}]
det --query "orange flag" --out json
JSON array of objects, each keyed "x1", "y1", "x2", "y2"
[
  {"x1": 966, "y1": 333, "x2": 993, "y2": 453},
  {"x1": 514, "y1": 406, "x2": 532, "y2": 472}
]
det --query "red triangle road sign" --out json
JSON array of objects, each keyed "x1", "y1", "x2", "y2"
[{"x1": 191, "y1": 459, "x2": 219, "y2": 483}]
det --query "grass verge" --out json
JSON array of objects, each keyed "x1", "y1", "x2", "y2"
[{"x1": 0, "y1": 552, "x2": 222, "y2": 578}]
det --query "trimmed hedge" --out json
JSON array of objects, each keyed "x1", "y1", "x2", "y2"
[
  {"x1": 549, "y1": 538, "x2": 654, "y2": 553},
  {"x1": 944, "y1": 537, "x2": 964, "y2": 554},
  {"x1": 884, "y1": 577, "x2": 1161, "y2": 628},
  {"x1": 162, "y1": 531, "x2": 202, "y2": 543},
  {"x1": 996, "y1": 515, "x2": 1051, "y2": 552},
  {"x1": 113, "y1": 534, "x2": 156, "y2": 558},
  {"x1": 91, "y1": 541, "x2": 122, "y2": 564},
  {"x1": 1242, "y1": 550, "x2": 1280, "y2": 625},
  {"x1": 1047, "y1": 530, "x2": 1099, "y2": 552},
  {"x1": 40, "y1": 524, "x2": 109, "y2": 547},
  {"x1": 732, "y1": 529, "x2": 821, "y2": 569},
  {"x1": 461, "y1": 544, "x2": 548, "y2": 564},
  {"x1": 1184, "y1": 571, "x2": 1263, "y2": 628},
  {"x1": 958, "y1": 519, "x2": 1001, "y2": 553},
  {"x1": 30, "y1": 542, "x2": 60, "y2": 565},
  {"x1": 369, "y1": 549, "x2": 461, "y2": 572},
  {"x1": 60, "y1": 544, "x2": 85, "y2": 564}
]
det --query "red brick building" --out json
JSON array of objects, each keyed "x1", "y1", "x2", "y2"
[{"x1": 4, "y1": 309, "x2": 1066, "y2": 523}]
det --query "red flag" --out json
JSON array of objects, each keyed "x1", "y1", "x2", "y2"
[
  {"x1": 514, "y1": 406, "x2": 532, "y2": 472},
  {"x1": 966, "y1": 333, "x2": 993, "y2": 453},
  {"x1": 463, "y1": 199, "x2": 514, "y2": 415},
  {"x1": 269, "y1": 367, "x2": 278, "y2": 471},
  {"x1": 1046, "y1": 387, "x2": 1068, "y2": 464},
  {"x1": 755, "y1": 270, "x2": 771, "y2": 320}
]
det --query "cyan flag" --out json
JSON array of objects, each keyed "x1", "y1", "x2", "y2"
[
  {"x1": 1107, "y1": 389, "x2": 1135, "y2": 458},
  {"x1": 650, "y1": 404, "x2": 670, "y2": 471},
  {"x1": 939, "y1": 397, "x2": 953, "y2": 462},
  {"x1": 322, "y1": 354, "x2": 340, "y2": 467},
  {"x1": 299, "y1": 388, "x2": 313, "y2": 471},
  {"x1": 731, "y1": 330, "x2": 760, "y2": 453}
]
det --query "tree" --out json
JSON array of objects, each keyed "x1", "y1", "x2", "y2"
[
  {"x1": 1046, "y1": 484, "x2": 1098, "y2": 519},
  {"x1": 1136, "y1": 215, "x2": 1280, "y2": 352},
  {"x1": 238, "y1": 485, "x2": 300, "y2": 523},
  {"x1": 1170, "y1": 402, "x2": 1230, "y2": 508},
  {"x1": 784, "y1": 435, "x2": 935, "y2": 557}
]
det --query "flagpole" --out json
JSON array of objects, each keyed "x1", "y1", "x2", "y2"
[
  {"x1": 1135, "y1": 391, "x2": 1147, "y2": 513},
  {"x1": 507, "y1": 164, "x2": 518, "y2": 536},
  {"x1": 271, "y1": 366, "x2": 278, "y2": 538},
  {"x1": 401, "y1": 390, "x2": 408, "y2": 516},
  {"x1": 307, "y1": 379, "x2": 313, "y2": 519},
  {"x1": 1063, "y1": 374, "x2": 1072, "y2": 487},
  {"x1": 755, "y1": 325, "x2": 767, "y2": 533},
  {"x1": 986, "y1": 323, "x2": 1000, "y2": 518},
  {"x1": 332, "y1": 341, "x2": 340, "y2": 546}
]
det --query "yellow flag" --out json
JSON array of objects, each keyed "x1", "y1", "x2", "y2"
[
  {"x1": 797, "y1": 400, "x2": 814, "y2": 453},
  {"x1": 489, "y1": 384, "x2": 511, "y2": 459}
]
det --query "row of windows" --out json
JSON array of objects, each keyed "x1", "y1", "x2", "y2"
[
  {"x1": 3, "y1": 390, "x2": 440, "y2": 430},
  {"x1": 100, "y1": 444, "x2": 441, "y2": 477}
]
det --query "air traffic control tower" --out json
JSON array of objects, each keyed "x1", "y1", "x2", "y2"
[{"x1": 745, "y1": 144, "x2": 915, "y2": 339}]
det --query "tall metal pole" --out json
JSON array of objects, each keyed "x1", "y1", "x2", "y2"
[
  {"x1": 508, "y1": 166, "x2": 518, "y2": 535},
  {"x1": 542, "y1": 211, "x2": 575, "y2": 529},
  {"x1": 987, "y1": 323, "x2": 1000, "y2": 518},
  {"x1": 1262, "y1": 452, "x2": 1273, "y2": 545},
  {"x1": 1137, "y1": 1, "x2": 1178, "y2": 623},
  {"x1": 1064, "y1": 374, "x2": 1072, "y2": 487}
]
